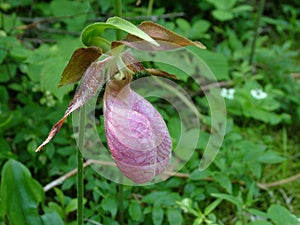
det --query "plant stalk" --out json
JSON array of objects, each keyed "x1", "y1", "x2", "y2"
[
  {"x1": 147, "y1": 0, "x2": 155, "y2": 16},
  {"x1": 249, "y1": 0, "x2": 265, "y2": 66},
  {"x1": 77, "y1": 107, "x2": 85, "y2": 225},
  {"x1": 114, "y1": 0, "x2": 123, "y2": 39},
  {"x1": 114, "y1": 1, "x2": 125, "y2": 223}
]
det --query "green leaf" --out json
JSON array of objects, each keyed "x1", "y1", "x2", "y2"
[
  {"x1": 50, "y1": 0, "x2": 89, "y2": 32},
  {"x1": 0, "y1": 159, "x2": 44, "y2": 225},
  {"x1": 211, "y1": 193, "x2": 243, "y2": 211},
  {"x1": 212, "y1": 10, "x2": 234, "y2": 21},
  {"x1": 81, "y1": 16, "x2": 158, "y2": 48},
  {"x1": 41, "y1": 210, "x2": 64, "y2": 225},
  {"x1": 65, "y1": 199, "x2": 78, "y2": 213},
  {"x1": 54, "y1": 188, "x2": 65, "y2": 206},
  {"x1": 26, "y1": 38, "x2": 80, "y2": 101},
  {"x1": 213, "y1": 173, "x2": 232, "y2": 194},
  {"x1": 167, "y1": 208, "x2": 183, "y2": 225},
  {"x1": 58, "y1": 47, "x2": 102, "y2": 87},
  {"x1": 204, "y1": 199, "x2": 222, "y2": 215},
  {"x1": 106, "y1": 17, "x2": 159, "y2": 46},
  {"x1": 101, "y1": 197, "x2": 118, "y2": 218},
  {"x1": 187, "y1": 46, "x2": 229, "y2": 80},
  {"x1": 248, "y1": 208, "x2": 268, "y2": 219},
  {"x1": 267, "y1": 204, "x2": 299, "y2": 225},
  {"x1": 258, "y1": 151, "x2": 285, "y2": 164},
  {"x1": 176, "y1": 18, "x2": 191, "y2": 33},
  {"x1": 129, "y1": 201, "x2": 143, "y2": 221},
  {"x1": 0, "y1": 48, "x2": 7, "y2": 64},
  {"x1": 189, "y1": 169, "x2": 210, "y2": 181},
  {"x1": 152, "y1": 206, "x2": 164, "y2": 225},
  {"x1": 246, "y1": 221, "x2": 273, "y2": 225}
]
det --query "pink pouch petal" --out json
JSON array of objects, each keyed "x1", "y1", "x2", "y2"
[{"x1": 104, "y1": 78, "x2": 172, "y2": 184}]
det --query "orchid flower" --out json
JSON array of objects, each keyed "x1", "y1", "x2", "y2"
[{"x1": 35, "y1": 17, "x2": 205, "y2": 183}]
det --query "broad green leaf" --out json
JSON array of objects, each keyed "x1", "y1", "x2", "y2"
[
  {"x1": 213, "y1": 173, "x2": 232, "y2": 194},
  {"x1": 0, "y1": 159, "x2": 44, "y2": 225},
  {"x1": 206, "y1": 0, "x2": 237, "y2": 10},
  {"x1": 176, "y1": 18, "x2": 191, "y2": 33},
  {"x1": 26, "y1": 38, "x2": 80, "y2": 101},
  {"x1": 267, "y1": 204, "x2": 299, "y2": 225},
  {"x1": 258, "y1": 151, "x2": 285, "y2": 164},
  {"x1": 81, "y1": 16, "x2": 159, "y2": 48},
  {"x1": 58, "y1": 47, "x2": 102, "y2": 87},
  {"x1": 41, "y1": 210, "x2": 64, "y2": 225},
  {"x1": 101, "y1": 197, "x2": 118, "y2": 218},
  {"x1": 187, "y1": 46, "x2": 229, "y2": 80},
  {"x1": 50, "y1": 0, "x2": 89, "y2": 32},
  {"x1": 152, "y1": 206, "x2": 164, "y2": 225},
  {"x1": 212, "y1": 10, "x2": 234, "y2": 21},
  {"x1": 129, "y1": 201, "x2": 143, "y2": 221},
  {"x1": 65, "y1": 199, "x2": 78, "y2": 213},
  {"x1": 167, "y1": 208, "x2": 183, "y2": 225}
]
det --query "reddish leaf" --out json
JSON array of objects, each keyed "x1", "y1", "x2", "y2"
[
  {"x1": 145, "y1": 68, "x2": 178, "y2": 79},
  {"x1": 58, "y1": 47, "x2": 102, "y2": 87},
  {"x1": 122, "y1": 51, "x2": 145, "y2": 73},
  {"x1": 112, "y1": 21, "x2": 206, "y2": 51},
  {"x1": 36, "y1": 58, "x2": 110, "y2": 152}
]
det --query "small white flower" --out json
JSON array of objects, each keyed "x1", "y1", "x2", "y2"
[
  {"x1": 250, "y1": 89, "x2": 267, "y2": 99},
  {"x1": 221, "y1": 88, "x2": 235, "y2": 100}
]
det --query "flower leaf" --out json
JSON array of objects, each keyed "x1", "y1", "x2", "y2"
[
  {"x1": 112, "y1": 21, "x2": 206, "y2": 51},
  {"x1": 145, "y1": 68, "x2": 178, "y2": 79},
  {"x1": 58, "y1": 47, "x2": 102, "y2": 87},
  {"x1": 36, "y1": 58, "x2": 110, "y2": 152},
  {"x1": 81, "y1": 17, "x2": 159, "y2": 48},
  {"x1": 106, "y1": 17, "x2": 159, "y2": 46}
]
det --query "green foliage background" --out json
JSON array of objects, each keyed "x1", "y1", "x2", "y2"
[{"x1": 0, "y1": 0, "x2": 300, "y2": 224}]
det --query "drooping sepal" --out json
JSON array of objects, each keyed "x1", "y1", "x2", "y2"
[{"x1": 35, "y1": 59, "x2": 109, "y2": 152}]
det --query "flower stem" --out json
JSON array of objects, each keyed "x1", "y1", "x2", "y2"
[
  {"x1": 147, "y1": 0, "x2": 155, "y2": 16},
  {"x1": 249, "y1": 0, "x2": 265, "y2": 66},
  {"x1": 117, "y1": 176, "x2": 124, "y2": 223},
  {"x1": 77, "y1": 107, "x2": 85, "y2": 225},
  {"x1": 114, "y1": 0, "x2": 123, "y2": 39},
  {"x1": 113, "y1": 1, "x2": 125, "y2": 223}
]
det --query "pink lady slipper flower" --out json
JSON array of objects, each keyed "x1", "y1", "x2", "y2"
[
  {"x1": 104, "y1": 67, "x2": 172, "y2": 183},
  {"x1": 35, "y1": 18, "x2": 205, "y2": 183}
]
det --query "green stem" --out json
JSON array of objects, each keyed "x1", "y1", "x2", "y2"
[
  {"x1": 113, "y1": 1, "x2": 125, "y2": 223},
  {"x1": 114, "y1": 0, "x2": 123, "y2": 39},
  {"x1": 117, "y1": 178, "x2": 124, "y2": 224},
  {"x1": 147, "y1": 0, "x2": 155, "y2": 16},
  {"x1": 282, "y1": 127, "x2": 287, "y2": 177},
  {"x1": 249, "y1": 0, "x2": 265, "y2": 66},
  {"x1": 77, "y1": 107, "x2": 85, "y2": 225}
]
